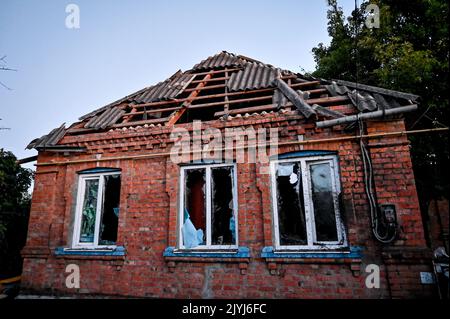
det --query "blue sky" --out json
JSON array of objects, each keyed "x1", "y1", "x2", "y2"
[{"x1": 0, "y1": 0, "x2": 355, "y2": 168}]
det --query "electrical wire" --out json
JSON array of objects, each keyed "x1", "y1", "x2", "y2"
[
  {"x1": 359, "y1": 117, "x2": 397, "y2": 243},
  {"x1": 353, "y1": 0, "x2": 396, "y2": 243}
]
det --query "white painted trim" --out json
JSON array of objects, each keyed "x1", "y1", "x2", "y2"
[
  {"x1": 71, "y1": 172, "x2": 121, "y2": 249},
  {"x1": 178, "y1": 163, "x2": 238, "y2": 250},
  {"x1": 270, "y1": 155, "x2": 347, "y2": 251}
]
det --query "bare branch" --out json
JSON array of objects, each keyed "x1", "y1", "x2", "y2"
[
  {"x1": 0, "y1": 66, "x2": 17, "y2": 72},
  {"x1": 0, "y1": 80, "x2": 12, "y2": 90}
]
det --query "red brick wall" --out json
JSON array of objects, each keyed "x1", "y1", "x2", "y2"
[{"x1": 21, "y1": 114, "x2": 436, "y2": 298}]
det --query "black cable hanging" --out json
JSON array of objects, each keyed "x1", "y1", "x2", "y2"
[{"x1": 353, "y1": 0, "x2": 397, "y2": 243}]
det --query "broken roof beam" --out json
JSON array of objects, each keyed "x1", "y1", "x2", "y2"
[
  {"x1": 189, "y1": 74, "x2": 298, "y2": 85},
  {"x1": 121, "y1": 105, "x2": 138, "y2": 123},
  {"x1": 16, "y1": 155, "x2": 38, "y2": 165},
  {"x1": 100, "y1": 93, "x2": 347, "y2": 121},
  {"x1": 333, "y1": 79, "x2": 420, "y2": 102},
  {"x1": 274, "y1": 78, "x2": 316, "y2": 119},
  {"x1": 316, "y1": 104, "x2": 418, "y2": 128},
  {"x1": 167, "y1": 72, "x2": 214, "y2": 126},
  {"x1": 183, "y1": 79, "x2": 321, "y2": 94},
  {"x1": 130, "y1": 83, "x2": 325, "y2": 110}
]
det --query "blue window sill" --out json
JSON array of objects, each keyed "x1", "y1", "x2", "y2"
[
  {"x1": 55, "y1": 246, "x2": 126, "y2": 258},
  {"x1": 163, "y1": 246, "x2": 250, "y2": 259},
  {"x1": 261, "y1": 246, "x2": 363, "y2": 259}
]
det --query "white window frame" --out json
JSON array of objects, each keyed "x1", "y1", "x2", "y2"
[
  {"x1": 72, "y1": 171, "x2": 121, "y2": 249},
  {"x1": 178, "y1": 163, "x2": 239, "y2": 251},
  {"x1": 270, "y1": 155, "x2": 347, "y2": 251}
]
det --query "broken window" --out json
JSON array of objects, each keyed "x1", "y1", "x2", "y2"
[
  {"x1": 211, "y1": 166, "x2": 235, "y2": 245},
  {"x1": 180, "y1": 164, "x2": 237, "y2": 249},
  {"x1": 99, "y1": 174, "x2": 121, "y2": 245},
  {"x1": 183, "y1": 168, "x2": 206, "y2": 247},
  {"x1": 309, "y1": 163, "x2": 338, "y2": 242},
  {"x1": 73, "y1": 171, "x2": 121, "y2": 248},
  {"x1": 275, "y1": 163, "x2": 307, "y2": 245},
  {"x1": 271, "y1": 156, "x2": 345, "y2": 249}
]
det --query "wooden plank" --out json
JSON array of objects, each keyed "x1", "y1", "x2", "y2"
[
  {"x1": 189, "y1": 67, "x2": 243, "y2": 77},
  {"x1": 224, "y1": 70, "x2": 229, "y2": 112},
  {"x1": 215, "y1": 98, "x2": 348, "y2": 117},
  {"x1": 189, "y1": 74, "x2": 298, "y2": 85},
  {"x1": 183, "y1": 80, "x2": 320, "y2": 93},
  {"x1": 131, "y1": 84, "x2": 325, "y2": 109},
  {"x1": 132, "y1": 106, "x2": 182, "y2": 115},
  {"x1": 167, "y1": 73, "x2": 213, "y2": 125},
  {"x1": 183, "y1": 83, "x2": 225, "y2": 93},
  {"x1": 188, "y1": 95, "x2": 273, "y2": 109},
  {"x1": 190, "y1": 76, "x2": 228, "y2": 84},
  {"x1": 122, "y1": 106, "x2": 138, "y2": 123},
  {"x1": 128, "y1": 88, "x2": 330, "y2": 117}
]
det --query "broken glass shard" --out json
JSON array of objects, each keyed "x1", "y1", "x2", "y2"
[
  {"x1": 80, "y1": 178, "x2": 99, "y2": 243},
  {"x1": 276, "y1": 162, "x2": 307, "y2": 245},
  {"x1": 184, "y1": 168, "x2": 206, "y2": 246}
]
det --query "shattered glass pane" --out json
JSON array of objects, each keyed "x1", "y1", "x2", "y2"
[
  {"x1": 211, "y1": 166, "x2": 235, "y2": 245},
  {"x1": 99, "y1": 174, "x2": 121, "y2": 245},
  {"x1": 276, "y1": 162, "x2": 307, "y2": 245},
  {"x1": 80, "y1": 179, "x2": 99, "y2": 243},
  {"x1": 184, "y1": 168, "x2": 206, "y2": 246},
  {"x1": 310, "y1": 163, "x2": 338, "y2": 241}
]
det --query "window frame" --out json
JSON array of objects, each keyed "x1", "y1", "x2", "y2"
[
  {"x1": 72, "y1": 171, "x2": 121, "y2": 249},
  {"x1": 270, "y1": 155, "x2": 347, "y2": 251},
  {"x1": 178, "y1": 163, "x2": 239, "y2": 251}
]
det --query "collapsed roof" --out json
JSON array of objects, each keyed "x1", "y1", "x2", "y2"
[{"x1": 27, "y1": 51, "x2": 419, "y2": 150}]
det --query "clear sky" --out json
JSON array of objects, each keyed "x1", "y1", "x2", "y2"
[{"x1": 0, "y1": 0, "x2": 355, "y2": 169}]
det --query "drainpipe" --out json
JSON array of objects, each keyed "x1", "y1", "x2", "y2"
[{"x1": 316, "y1": 104, "x2": 418, "y2": 128}]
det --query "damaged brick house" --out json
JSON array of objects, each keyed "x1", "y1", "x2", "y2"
[{"x1": 21, "y1": 51, "x2": 436, "y2": 298}]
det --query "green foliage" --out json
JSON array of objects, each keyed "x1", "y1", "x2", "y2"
[
  {"x1": 0, "y1": 149, "x2": 33, "y2": 276},
  {"x1": 0, "y1": 149, "x2": 33, "y2": 214},
  {"x1": 312, "y1": 0, "x2": 449, "y2": 205}
]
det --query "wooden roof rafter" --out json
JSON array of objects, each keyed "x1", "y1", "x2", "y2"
[{"x1": 167, "y1": 71, "x2": 215, "y2": 126}]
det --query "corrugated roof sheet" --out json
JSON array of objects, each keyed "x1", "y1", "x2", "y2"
[
  {"x1": 26, "y1": 123, "x2": 66, "y2": 149},
  {"x1": 273, "y1": 89, "x2": 288, "y2": 109},
  {"x1": 79, "y1": 87, "x2": 149, "y2": 121},
  {"x1": 79, "y1": 71, "x2": 194, "y2": 121},
  {"x1": 27, "y1": 51, "x2": 421, "y2": 151},
  {"x1": 192, "y1": 51, "x2": 246, "y2": 70},
  {"x1": 325, "y1": 81, "x2": 402, "y2": 112},
  {"x1": 227, "y1": 62, "x2": 278, "y2": 91},
  {"x1": 84, "y1": 107, "x2": 125, "y2": 129},
  {"x1": 274, "y1": 78, "x2": 316, "y2": 119},
  {"x1": 133, "y1": 72, "x2": 194, "y2": 103}
]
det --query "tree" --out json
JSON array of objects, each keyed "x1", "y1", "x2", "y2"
[
  {"x1": 311, "y1": 0, "x2": 449, "y2": 216},
  {"x1": 0, "y1": 149, "x2": 33, "y2": 277}
]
